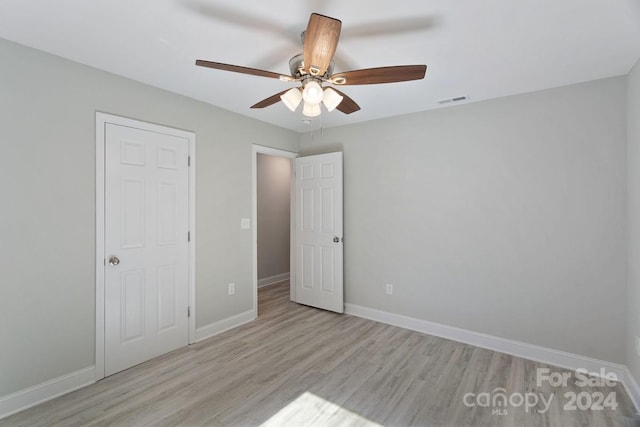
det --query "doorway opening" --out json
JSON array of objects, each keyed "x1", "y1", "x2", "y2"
[{"x1": 251, "y1": 145, "x2": 298, "y2": 318}]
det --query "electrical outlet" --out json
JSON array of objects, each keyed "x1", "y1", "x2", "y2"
[
  {"x1": 240, "y1": 218, "x2": 250, "y2": 229},
  {"x1": 228, "y1": 283, "x2": 235, "y2": 295},
  {"x1": 385, "y1": 283, "x2": 393, "y2": 295}
]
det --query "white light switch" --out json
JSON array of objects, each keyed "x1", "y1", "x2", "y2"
[{"x1": 240, "y1": 218, "x2": 251, "y2": 229}]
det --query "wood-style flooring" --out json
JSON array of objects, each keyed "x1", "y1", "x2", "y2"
[{"x1": 1, "y1": 282, "x2": 638, "y2": 426}]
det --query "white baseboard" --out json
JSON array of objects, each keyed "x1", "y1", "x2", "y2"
[
  {"x1": 258, "y1": 272, "x2": 290, "y2": 288},
  {"x1": 195, "y1": 309, "x2": 256, "y2": 343},
  {"x1": 345, "y1": 303, "x2": 639, "y2": 412},
  {"x1": 0, "y1": 309, "x2": 256, "y2": 420},
  {"x1": 0, "y1": 366, "x2": 95, "y2": 420},
  {"x1": 3, "y1": 308, "x2": 639, "y2": 420},
  {"x1": 622, "y1": 367, "x2": 640, "y2": 415}
]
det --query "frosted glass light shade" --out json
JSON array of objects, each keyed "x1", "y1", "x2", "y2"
[
  {"x1": 280, "y1": 88, "x2": 302, "y2": 111},
  {"x1": 302, "y1": 101, "x2": 321, "y2": 117},
  {"x1": 302, "y1": 81, "x2": 323, "y2": 105},
  {"x1": 322, "y1": 87, "x2": 344, "y2": 112}
]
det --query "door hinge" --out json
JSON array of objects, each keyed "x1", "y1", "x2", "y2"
[
  {"x1": 188, "y1": 231, "x2": 191, "y2": 242},
  {"x1": 188, "y1": 306, "x2": 191, "y2": 318},
  {"x1": 188, "y1": 156, "x2": 191, "y2": 167}
]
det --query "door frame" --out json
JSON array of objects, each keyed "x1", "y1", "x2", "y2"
[
  {"x1": 95, "y1": 112, "x2": 197, "y2": 381},
  {"x1": 251, "y1": 144, "x2": 298, "y2": 317}
]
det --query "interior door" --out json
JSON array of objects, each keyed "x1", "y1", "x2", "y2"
[
  {"x1": 104, "y1": 123, "x2": 189, "y2": 376},
  {"x1": 293, "y1": 152, "x2": 344, "y2": 313}
]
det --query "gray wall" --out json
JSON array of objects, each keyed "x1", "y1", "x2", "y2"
[
  {"x1": 0, "y1": 33, "x2": 634, "y2": 402},
  {"x1": 300, "y1": 77, "x2": 627, "y2": 363},
  {"x1": 628, "y1": 58, "x2": 640, "y2": 379},
  {"x1": 0, "y1": 38, "x2": 298, "y2": 396},
  {"x1": 257, "y1": 154, "x2": 291, "y2": 280}
]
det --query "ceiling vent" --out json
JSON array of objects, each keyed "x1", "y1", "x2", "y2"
[{"x1": 438, "y1": 96, "x2": 468, "y2": 105}]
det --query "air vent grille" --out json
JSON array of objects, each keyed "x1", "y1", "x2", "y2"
[{"x1": 438, "y1": 96, "x2": 468, "y2": 105}]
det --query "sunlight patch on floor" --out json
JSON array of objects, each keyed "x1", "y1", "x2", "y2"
[{"x1": 260, "y1": 391, "x2": 383, "y2": 427}]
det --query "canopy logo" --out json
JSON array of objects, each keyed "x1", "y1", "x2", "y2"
[
  {"x1": 463, "y1": 388, "x2": 553, "y2": 415},
  {"x1": 462, "y1": 367, "x2": 619, "y2": 416}
]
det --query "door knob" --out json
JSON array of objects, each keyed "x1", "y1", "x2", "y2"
[
  {"x1": 333, "y1": 237, "x2": 340, "y2": 243},
  {"x1": 108, "y1": 256, "x2": 120, "y2": 266}
]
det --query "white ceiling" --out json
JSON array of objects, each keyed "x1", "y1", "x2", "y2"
[{"x1": 1, "y1": 0, "x2": 639, "y2": 132}]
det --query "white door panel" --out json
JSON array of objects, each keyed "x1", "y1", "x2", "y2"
[
  {"x1": 294, "y1": 152, "x2": 343, "y2": 313},
  {"x1": 105, "y1": 123, "x2": 189, "y2": 376}
]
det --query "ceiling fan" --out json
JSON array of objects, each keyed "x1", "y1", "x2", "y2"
[{"x1": 195, "y1": 13, "x2": 427, "y2": 118}]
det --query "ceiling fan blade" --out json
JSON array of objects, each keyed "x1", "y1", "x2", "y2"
[
  {"x1": 184, "y1": 2, "x2": 292, "y2": 42},
  {"x1": 330, "y1": 65, "x2": 427, "y2": 85},
  {"x1": 303, "y1": 13, "x2": 342, "y2": 77},
  {"x1": 341, "y1": 16, "x2": 438, "y2": 39},
  {"x1": 196, "y1": 60, "x2": 292, "y2": 81},
  {"x1": 331, "y1": 88, "x2": 360, "y2": 114},
  {"x1": 251, "y1": 90, "x2": 290, "y2": 109}
]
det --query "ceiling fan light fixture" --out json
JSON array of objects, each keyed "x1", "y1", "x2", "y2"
[
  {"x1": 280, "y1": 88, "x2": 302, "y2": 111},
  {"x1": 302, "y1": 101, "x2": 321, "y2": 117},
  {"x1": 302, "y1": 80, "x2": 323, "y2": 105},
  {"x1": 322, "y1": 87, "x2": 344, "y2": 112}
]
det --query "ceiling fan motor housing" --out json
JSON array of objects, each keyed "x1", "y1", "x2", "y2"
[{"x1": 289, "y1": 53, "x2": 334, "y2": 79}]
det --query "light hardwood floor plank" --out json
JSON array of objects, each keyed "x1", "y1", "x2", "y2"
[{"x1": 1, "y1": 281, "x2": 637, "y2": 426}]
